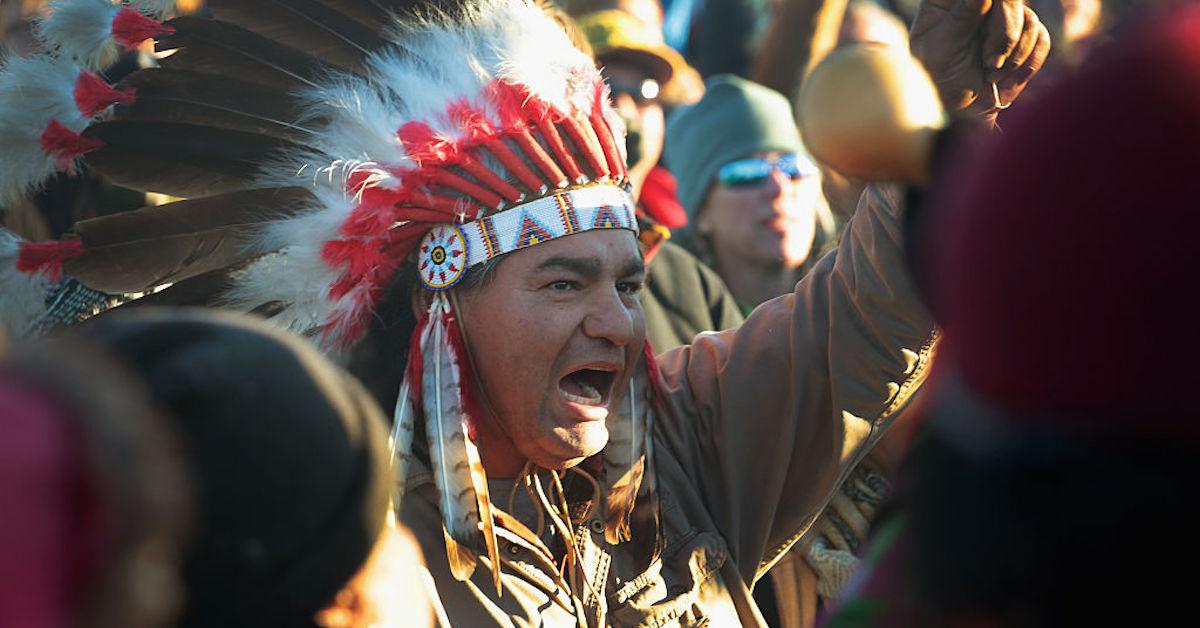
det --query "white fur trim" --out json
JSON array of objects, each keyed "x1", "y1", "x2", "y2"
[
  {"x1": 0, "y1": 55, "x2": 89, "y2": 207},
  {"x1": 0, "y1": 231, "x2": 51, "y2": 339},
  {"x1": 33, "y1": 0, "x2": 123, "y2": 71}
]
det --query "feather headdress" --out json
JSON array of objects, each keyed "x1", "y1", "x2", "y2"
[{"x1": 1, "y1": 0, "x2": 658, "y2": 596}]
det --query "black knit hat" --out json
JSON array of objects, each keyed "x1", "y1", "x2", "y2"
[{"x1": 74, "y1": 308, "x2": 392, "y2": 628}]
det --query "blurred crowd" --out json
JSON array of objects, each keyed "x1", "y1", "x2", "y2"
[{"x1": 2, "y1": 0, "x2": 1196, "y2": 627}]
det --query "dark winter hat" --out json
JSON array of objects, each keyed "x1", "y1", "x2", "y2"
[
  {"x1": 75, "y1": 309, "x2": 392, "y2": 627},
  {"x1": 922, "y1": 2, "x2": 1200, "y2": 437},
  {"x1": 664, "y1": 75, "x2": 805, "y2": 220}
]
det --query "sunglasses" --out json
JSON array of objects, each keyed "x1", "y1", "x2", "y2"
[
  {"x1": 716, "y1": 153, "x2": 819, "y2": 188},
  {"x1": 607, "y1": 77, "x2": 661, "y2": 106}
]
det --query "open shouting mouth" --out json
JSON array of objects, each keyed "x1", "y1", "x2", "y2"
[{"x1": 558, "y1": 365, "x2": 618, "y2": 409}]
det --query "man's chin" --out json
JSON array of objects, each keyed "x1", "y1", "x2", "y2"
[{"x1": 533, "y1": 422, "x2": 610, "y2": 469}]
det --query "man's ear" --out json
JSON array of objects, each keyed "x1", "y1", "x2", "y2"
[{"x1": 411, "y1": 285, "x2": 434, "y2": 319}]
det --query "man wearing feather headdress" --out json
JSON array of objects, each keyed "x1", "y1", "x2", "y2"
[{"x1": 0, "y1": 0, "x2": 1048, "y2": 625}]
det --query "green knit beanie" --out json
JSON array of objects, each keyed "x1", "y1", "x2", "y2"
[{"x1": 664, "y1": 75, "x2": 804, "y2": 220}]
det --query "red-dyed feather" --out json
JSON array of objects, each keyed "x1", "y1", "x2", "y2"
[
  {"x1": 16, "y1": 239, "x2": 86, "y2": 283},
  {"x1": 397, "y1": 121, "x2": 459, "y2": 164},
  {"x1": 111, "y1": 8, "x2": 175, "y2": 49},
  {"x1": 448, "y1": 100, "x2": 496, "y2": 145},
  {"x1": 405, "y1": 310, "x2": 430, "y2": 410},
  {"x1": 40, "y1": 120, "x2": 104, "y2": 172},
  {"x1": 74, "y1": 71, "x2": 136, "y2": 118}
]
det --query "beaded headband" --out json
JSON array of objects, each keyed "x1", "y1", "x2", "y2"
[{"x1": 418, "y1": 183, "x2": 636, "y2": 290}]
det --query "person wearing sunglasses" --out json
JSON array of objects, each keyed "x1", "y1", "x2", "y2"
[
  {"x1": 574, "y1": 7, "x2": 746, "y2": 352},
  {"x1": 665, "y1": 75, "x2": 838, "y2": 313}
]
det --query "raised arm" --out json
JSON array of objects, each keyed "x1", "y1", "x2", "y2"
[
  {"x1": 652, "y1": 0, "x2": 1050, "y2": 584},
  {"x1": 654, "y1": 182, "x2": 932, "y2": 581}
]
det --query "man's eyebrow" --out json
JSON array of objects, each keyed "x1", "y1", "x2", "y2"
[
  {"x1": 531, "y1": 254, "x2": 645, "y2": 278},
  {"x1": 533, "y1": 255, "x2": 603, "y2": 278}
]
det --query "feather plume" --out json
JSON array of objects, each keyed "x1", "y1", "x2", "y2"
[
  {"x1": 74, "y1": 70, "x2": 135, "y2": 118},
  {"x1": 205, "y1": 0, "x2": 388, "y2": 71},
  {"x1": 156, "y1": 17, "x2": 336, "y2": 90},
  {"x1": 219, "y1": 180, "x2": 355, "y2": 339},
  {"x1": 119, "y1": 265, "x2": 239, "y2": 308},
  {"x1": 116, "y1": 68, "x2": 312, "y2": 141},
  {"x1": 445, "y1": 309, "x2": 502, "y2": 595},
  {"x1": 64, "y1": 187, "x2": 315, "y2": 293},
  {"x1": 462, "y1": 423, "x2": 502, "y2": 594},
  {"x1": 391, "y1": 377, "x2": 418, "y2": 498},
  {"x1": 33, "y1": 0, "x2": 122, "y2": 70},
  {"x1": 309, "y1": 0, "x2": 392, "y2": 31},
  {"x1": 40, "y1": 120, "x2": 105, "y2": 172},
  {"x1": 84, "y1": 120, "x2": 303, "y2": 197},
  {"x1": 422, "y1": 295, "x2": 480, "y2": 581},
  {"x1": 110, "y1": 7, "x2": 174, "y2": 48},
  {"x1": 603, "y1": 372, "x2": 653, "y2": 544},
  {"x1": 15, "y1": 239, "x2": 85, "y2": 283},
  {"x1": 0, "y1": 230, "x2": 53, "y2": 338},
  {"x1": 294, "y1": 74, "x2": 408, "y2": 168},
  {"x1": 0, "y1": 54, "x2": 89, "y2": 206}
]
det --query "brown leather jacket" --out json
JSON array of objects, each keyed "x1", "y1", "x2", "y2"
[{"x1": 399, "y1": 184, "x2": 936, "y2": 627}]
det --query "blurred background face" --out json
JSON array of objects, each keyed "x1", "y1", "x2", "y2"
[
  {"x1": 604, "y1": 61, "x2": 664, "y2": 196},
  {"x1": 697, "y1": 151, "x2": 822, "y2": 270}
]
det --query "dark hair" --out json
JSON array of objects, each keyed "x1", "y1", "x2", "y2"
[{"x1": 344, "y1": 256, "x2": 504, "y2": 412}]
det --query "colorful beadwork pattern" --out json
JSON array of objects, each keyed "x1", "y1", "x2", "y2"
[
  {"x1": 458, "y1": 184, "x2": 636, "y2": 268},
  {"x1": 418, "y1": 224, "x2": 469, "y2": 290}
]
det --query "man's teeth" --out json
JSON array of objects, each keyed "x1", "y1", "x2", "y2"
[{"x1": 562, "y1": 381, "x2": 603, "y2": 405}]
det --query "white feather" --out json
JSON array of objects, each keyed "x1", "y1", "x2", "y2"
[
  {"x1": 421, "y1": 296, "x2": 479, "y2": 543},
  {"x1": 191, "y1": 0, "x2": 624, "y2": 343},
  {"x1": 0, "y1": 231, "x2": 51, "y2": 339},
  {"x1": 391, "y1": 378, "x2": 417, "y2": 500},
  {"x1": 297, "y1": 75, "x2": 409, "y2": 168},
  {"x1": 0, "y1": 54, "x2": 88, "y2": 207},
  {"x1": 33, "y1": 0, "x2": 123, "y2": 71}
]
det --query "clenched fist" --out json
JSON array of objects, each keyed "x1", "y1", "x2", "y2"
[{"x1": 911, "y1": 0, "x2": 1051, "y2": 119}]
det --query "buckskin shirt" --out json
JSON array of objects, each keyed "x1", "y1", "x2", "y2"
[{"x1": 399, "y1": 183, "x2": 936, "y2": 627}]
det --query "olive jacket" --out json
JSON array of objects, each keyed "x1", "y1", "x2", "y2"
[{"x1": 399, "y1": 183, "x2": 937, "y2": 627}]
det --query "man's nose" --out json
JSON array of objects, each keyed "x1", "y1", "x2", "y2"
[{"x1": 582, "y1": 289, "x2": 637, "y2": 347}]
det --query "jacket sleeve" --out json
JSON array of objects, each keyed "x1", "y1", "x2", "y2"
[{"x1": 652, "y1": 183, "x2": 937, "y2": 585}]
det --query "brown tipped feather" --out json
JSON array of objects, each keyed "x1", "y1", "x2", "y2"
[
  {"x1": 116, "y1": 68, "x2": 313, "y2": 141},
  {"x1": 206, "y1": 0, "x2": 389, "y2": 71},
  {"x1": 83, "y1": 121, "x2": 302, "y2": 198},
  {"x1": 444, "y1": 527, "x2": 478, "y2": 581},
  {"x1": 604, "y1": 457, "x2": 644, "y2": 544},
  {"x1": 465, "y1": 436, "x2": 503, "y2": 596},
  {"x1": 157, "y1": 17, "x2": 341, "y2": 90},
  {"x1": 64, "y1": 188, "x2": 315, "y2": 293}
]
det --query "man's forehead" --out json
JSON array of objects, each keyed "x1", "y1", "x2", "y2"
[{"x1": 513, "y1": 229, "x2": 643, "y2": 274}]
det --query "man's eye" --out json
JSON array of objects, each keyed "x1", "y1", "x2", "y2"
[{"x1": 549, "y1": 280, "x2": 579, "y2": 291}]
